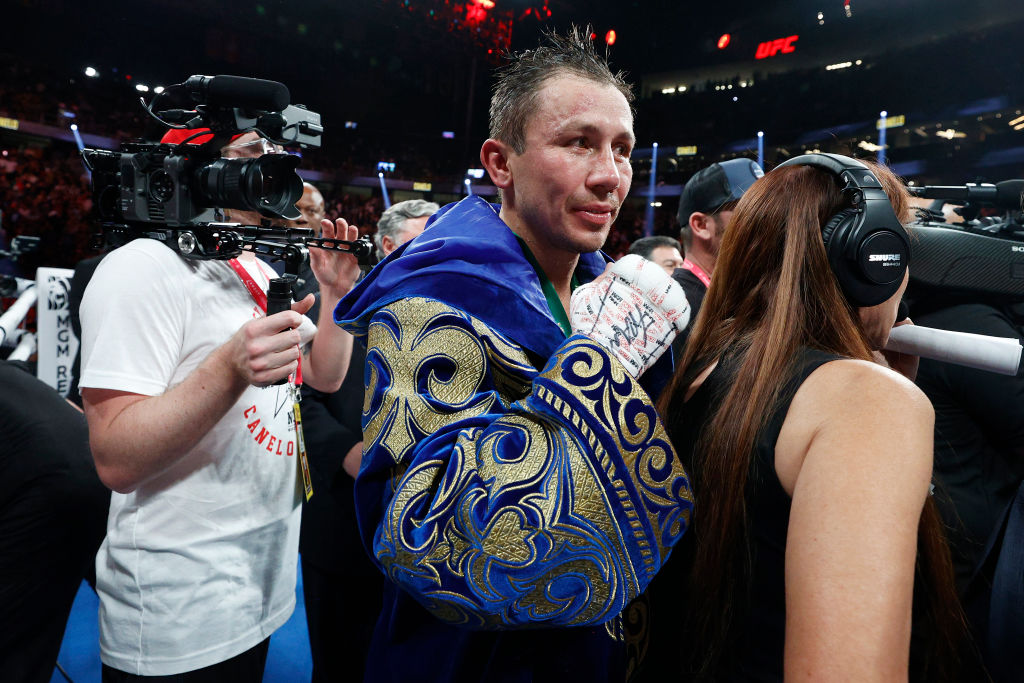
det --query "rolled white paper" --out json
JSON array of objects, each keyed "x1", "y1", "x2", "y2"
[{"x1": 884, "y1": 325, "x2": 1022, "y2": 376}]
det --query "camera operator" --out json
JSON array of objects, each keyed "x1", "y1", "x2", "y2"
[
  {"x1": 79, "y1": 126, "x2": 360, "y2": 681},
  {"x1": 910, "y1": 288, "x2": 1024, "y2": 681}
]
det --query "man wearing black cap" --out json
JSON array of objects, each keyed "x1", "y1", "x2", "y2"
[{"x1": 672, "y1": 157, "x2": 763, "y2": 357}]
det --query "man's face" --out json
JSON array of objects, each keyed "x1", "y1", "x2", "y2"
[
  {"x1": 504, "y1": 74, "x2": 634, "y2": 256},
  {"x1": 293, "y1": 186, "x2": 325, "y2": 235},
  {"x1": 648, "y1": 245, "x2": 685, "y2": 275},
  {"x1": 221, "y1": 132, "x2": 284, "y2": 159},
  {"x1": 706, "y1": 208, "x2": 735, "y2": 258},
  {"x1": 381, "y1": 215, "x2": 429, "y2": 256}
]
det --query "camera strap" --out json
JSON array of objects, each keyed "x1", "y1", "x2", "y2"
[
  {"x1": 229, "y1": 256, "x2": 270, "y2": 310},
  {"x1": 228, "y1": 256, "x2": 314, "y2": 502}
]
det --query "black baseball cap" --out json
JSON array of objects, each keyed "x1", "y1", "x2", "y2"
[{"x1": 677, "y1": 158, "x2": 764, "y2": 225}]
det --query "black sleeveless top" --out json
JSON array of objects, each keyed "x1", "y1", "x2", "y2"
[{"x1": 637, "y1": 347, "x2": 841, "y2": 682}]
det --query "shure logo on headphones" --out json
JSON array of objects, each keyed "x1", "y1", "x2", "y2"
[{"x1": 868, "y1": 254, "x2": 902, "y2": 263}]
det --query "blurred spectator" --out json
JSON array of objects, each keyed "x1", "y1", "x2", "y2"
[
  {"x1": 672, "y1": 158, "x2": 762, "y2": 358},
  {"x1": 627, "y1": 235, "x2": 684, "y2": 274},
  {"x1": 0, "y1": 360, "x2": 109, "y2": 683},
  {"x1": 910, "y1": 291, "x2": 1024, "y2": 682},
  {"x1": 372, "y1": 198, "x2": 438, "y2": 260},
  {"x1": 299, "y1": 198, "x2": 439, "y2": 683}
]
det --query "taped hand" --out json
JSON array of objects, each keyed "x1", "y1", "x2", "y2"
[{"x1": 569, "y1": 254, "x2": 690, "y2": 377}]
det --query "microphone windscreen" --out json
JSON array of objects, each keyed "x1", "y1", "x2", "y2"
[
  {"x1": 207, "y1": 76, "x2": 290, "y2": 111},
  {"x1": 995, "y1": 179, "x2": 1024, "y2": 210}
]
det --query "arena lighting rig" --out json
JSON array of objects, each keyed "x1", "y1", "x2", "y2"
[{"x1": 380, "y1": 0, "x2": 554, "y2": 58}]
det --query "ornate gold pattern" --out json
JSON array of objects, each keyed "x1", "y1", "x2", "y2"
[
  {"x1": 363, "y1": 302, "x2": 497, "y2": 464},
  {"x1": 361, "y1": 296, "x2": 693, "y2": 629},
  {"x1": 537, "y1": 345, "x2": 694, "y2": 572}
]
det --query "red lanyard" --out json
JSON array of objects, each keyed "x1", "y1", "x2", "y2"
[
  {"x1": 681, "y1": 258, "x2": 711, "y2": 288},
  {"x1": 227, "y1": 258, "x2": 272, "y2": 311},
  {"x1": 227, "y1": 258, "x2": 303, "y2": 385}
]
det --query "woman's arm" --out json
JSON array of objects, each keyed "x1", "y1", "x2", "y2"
[{"x1": 776, "y1": 359, "x2": 935, "y2": 681}]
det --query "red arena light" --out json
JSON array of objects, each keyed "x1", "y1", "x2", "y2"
[
  {"x1": 717, "y1": 33, "x2": 730, "y2": 49},
  {"x1": 605, "y1": 29, "x2": 616, "y2": 45}
]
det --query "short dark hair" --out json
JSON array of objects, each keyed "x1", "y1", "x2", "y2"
[
  {"x1": 628, "y1": 235, "x2": 682, "y2": 261},
  {"x1": 489, "y1": 25, "x2": 634, "y2": 154}
]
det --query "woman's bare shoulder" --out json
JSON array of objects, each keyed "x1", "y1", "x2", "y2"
[
  {"x1": 775, "y1": 358, "x2": 933, "y2": 495},
  {"x1": 796, "y1": 357, "x2": 931, "y2": 421}
]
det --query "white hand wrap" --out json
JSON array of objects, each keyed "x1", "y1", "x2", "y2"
[{"x1": 569, "y1": 254, "x2": 691, "y2": 377}]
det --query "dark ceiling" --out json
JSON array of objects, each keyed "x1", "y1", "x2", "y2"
[
  {"x1": 14, "y1": 0, "x2": 1007, "y2": 83},
  {"x1": 5, "y1": 0, "x2": 1023, "y2": 171}
]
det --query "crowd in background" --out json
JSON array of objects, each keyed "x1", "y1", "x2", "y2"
[
  {"x1": 0, "y1": 146, "x2": 94, "y2": 272},
  {"x1": 3, "y1": 18, "x2": 1024, "y2": 191},
  {"x1": 3, "y1": 16, "x2": 1023, "y2": 275}
]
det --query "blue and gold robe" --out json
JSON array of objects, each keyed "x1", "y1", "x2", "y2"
[{"x1": 335, "y1": 196, "x2": 694, "y2": 682}]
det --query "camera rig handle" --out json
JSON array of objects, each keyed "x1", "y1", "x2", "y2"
[
  {"x1": 244, "y1": 240, "x2": 309, "y2": 277},
  {"x1": 95, "y1": 223, "x2": 378, "y2": 275},
  {"x1": 242, "y1": 236, "x2": 378, "y2": 276}
]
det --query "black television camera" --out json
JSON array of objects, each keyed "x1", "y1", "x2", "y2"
[
  {"x1": 81, "y1": 75, "x2": 374, "y2": 271},
  {"x1": 906, "y1": 179, "x2": 1024, "y2": 299}
]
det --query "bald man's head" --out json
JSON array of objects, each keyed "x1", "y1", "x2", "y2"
[{"x1": 293, "y1": 182, "x2": 326, "y2": 234}]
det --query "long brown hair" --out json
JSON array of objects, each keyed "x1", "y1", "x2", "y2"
[{"x1": 658, "y1": 161, "x2": 966, "y2": 678}]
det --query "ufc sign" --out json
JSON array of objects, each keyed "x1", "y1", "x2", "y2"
[{"x1": 755, "y1": 35, "x2": 799, "y2": 59}]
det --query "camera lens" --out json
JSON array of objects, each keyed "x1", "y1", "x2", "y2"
[{"x1": 194, "y1": 154, "x2": 302, "y2": 220}]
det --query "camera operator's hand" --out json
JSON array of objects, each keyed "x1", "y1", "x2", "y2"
[
  {"x1": 299, "y1": 217, "x2": 358, "y2": 394},
  {"x1": 84, "y1": 294, "x2": 344, "y2": 495},
  {"x1": 569, "y1": 254, "x2": 690, "y2": 378},
  {"x1": 221, "y1": 302, "x2": 313, "y2": 388},
  {"x1": 311, "y1": 217, "x2": 362, "y2": 298}
]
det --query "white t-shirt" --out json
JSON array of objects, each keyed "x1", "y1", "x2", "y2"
[{"x1": 80, "y1": 239, "x2": 314, "y2": 675}]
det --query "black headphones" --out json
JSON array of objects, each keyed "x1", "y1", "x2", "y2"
[{"x1": 774, "y1": 153, "x2": 910, "y2": 307}]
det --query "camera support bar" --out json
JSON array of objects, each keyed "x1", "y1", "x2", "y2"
[
  {"x1": 244, "y1": 235, "x2": 377, "y2": 275},
  {"x1": 96, "y1": 223, "x2": 378, "y2": 276}
]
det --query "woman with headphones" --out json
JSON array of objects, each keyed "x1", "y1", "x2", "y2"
[{"x1": 650, "y1": 155, "x2": 967, "y2": 681}]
